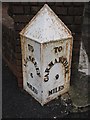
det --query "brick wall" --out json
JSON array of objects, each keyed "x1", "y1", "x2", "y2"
[
  {"x1": 2, "y1": 3, "x2": 17, "y2": 79},
  {"x1": 3, "y1": 2, "x2": 85, "y2": 87}
]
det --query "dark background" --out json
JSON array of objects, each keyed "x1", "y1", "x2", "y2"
[
  {"x1": 2, "y1": 2, "x2": 84, "y2": 87},
  {"x1": 2, "y1": 2, "x2": 89, "y2": 118}
]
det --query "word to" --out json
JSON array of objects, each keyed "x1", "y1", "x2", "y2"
[{"x1": 54, "y1": 46, "x2": 62, "y2": 53}]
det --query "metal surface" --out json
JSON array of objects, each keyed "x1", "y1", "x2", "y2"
[
  {"x1": 20, "y1": 4, "x2": 73, "y2": 105},
  {"x1": 20, "y1": 4, "x2": 72, "y2": 43}
]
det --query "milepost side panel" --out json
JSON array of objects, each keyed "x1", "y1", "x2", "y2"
[{"x1": 41, "y1": 38, "x2": 73, "y2": 105}]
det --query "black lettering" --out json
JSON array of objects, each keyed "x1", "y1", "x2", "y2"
[
  {"x1": 36, "y1": 69, "x2": 39, "y2": 73},
  {"x1": 58, "y1": 46, "x2": 62, "y2": 52},
  {"x1": 48, "y1": 61, "x2": 54, "y2": 68},
  {"x1": 27, "y1": 82, "x2": 32, "y2": 89},
  {"x1": 48, "y1": 86, "x2": 64, "y2": 96},
  {"x1": 54, "y1": 47, "x2": 58, "y2": 53},
  {"x1": 27, "y1": 82, "x2": 38, "y2": 94},
  {"x1": 59, "y1": 56, "x2": 63, "y2": 63},
  {"x1": 61, "y1": 58, "x2": 64, "y2": 64},
  {"x1": 53, "y1": 87, "x2": 57, "y2": 93},
  {"x1": 30, "y1": 73, "x2": 33, "y2": 78},
  {"x1": 28, "y1": 44, "x2": 31, "y2": 51},
  {"x1": 63, "y1": 61, "x2": 68, "y2": 66},
  {"x1": 58, "y1": 86, "x2": 64, "y2": 91},
  {"x1": 60, "y1": 86, "x2": 64, "y2": 90},
  {"x1": 32, "y1": 87, "x2": 37, "y2": 94},
  {"x1": 24, "y1": 59, "x2": 27, "y2": 64},
  {"x1": 31, "y1": 57, "x2": 35, "y2": 63},
  {"x1": 55, "y1": 74, "x2": 59, "y2": 80},
  {"x1": 37, "y1": 72, "x2": 41, "y2": 77},
  {"x1": 24, "y1": 56, "x2": 41, "y2": 77},
  {"x1": 44, "y1": 73, "x2": 49, "y2": 77},
  {"x1": 24, "y1": 64, "x2": 27, "y2": 67},
  {"x1": 29, "y1": 56, "x2": 31, "y2": 61},
  {"x1": 28, "y1": 44, "x2": 34, "y2": 52},
  {"x1": 27, "y1": 82, "x2": 29, "y2": 86},
  {"x1": 58, "y1": 86, "x2": 61, "y2": 91},
  {"x1": 48, "y1": 90, "x2": 53, "y2": 96},
  {"x1": 36, "y1": 67, "x2": 39, "y2": 70},
  {"x1": 26, "y1": 57, "x2": 29, "y2": 62},
  {"x1": 54, "y1": 46, "x2": 62, "y2": 53},
  {"x1": 44, "y1": 75, "x2": 49, "y2": 82},
  {"x1": 45, "y1": 68, "x2": 49, "y2": 73},
  {"x1": 65, "y1": 65, "x2": 68, "y2": 69},
  {"x1": 34, "y1": 62, "x2": 37, "y2": 67},
  {"x1": 55, "y1": 58, "x2": 58, "y2": 63},
  {"x1": 65, "y1": 69, "x2": 69, "y2": 74},
  {"x1": 34, "y1": 89, "x2": 38, "y2": 94},
  {"x1": 63, "y1": 58, "x2": 67, "y2": 63}
]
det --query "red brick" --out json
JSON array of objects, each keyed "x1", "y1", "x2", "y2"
[
  {"x1": 68, "y1": 7, "x2": 84, "y2": 16},
  {"x1": 55, "y1": 2, "x2": 63, "y2": 6},
  {"x1": 56, "y1": 7, "x2": 67, "y2": 15},
  {"x1": 14, "y1": 23, "x2": 26, "y2": 31},
  {"x1": 73, "y1": 2, "x2": 84, "y2": 6},
  {"x1": 68, "y1": 25, "x2": 82, "y2": 33},
  {"x1": 21, "y1": 2, "x2": 31, "y2": 5},
  {"x1": 12, "y1": 6, "x2": 24, "y2": 14},
  {"x1": 11, "y1": 2, "x2": 22, "y2": 5},
  {"x1": 30, "y1": 2, "x2": 38, "y2": 5},
  {"x1": 46, "y1": 2, "x2": 56, "y2": 6},
  {"x1": 50, "y1": 6, "x2": 56, "y2": 12},
  {"x1": 37, "y1": 2, "x2": 45, "y2": 6},
  {"x1": 60, "y1": 16, "x2": 73, "y2": 25},
  {"x1": 74, "y1": 7, "x2": 84, "y2": 16},
  {"x1": 31, "y1": 6, "x2": 41, "y2": 14},
  {"x1": 74, "y1": 16, "x2": 83, "y2": 25},
  {"x1": 38, "y1": 2, "x2": 55, "y2": 6},
  {"x1": 24, "y1": 6, "x2": 30, "y2": 14},
  {"x1": 63, "y1": 2, "x2": 72, "y2": 6},
  {"x1": 13, "y1": 15, "x2": 31, "y2": 23}
]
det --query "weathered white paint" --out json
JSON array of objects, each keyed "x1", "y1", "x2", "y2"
[
  {"x1": 20, "y1": 4, "x2": 73, "y2": 105},
  {"x1": 41, "y1": 39, "x2": 72, "y2": 104},
  {"x1": 20, "y1": 4, "x2": 72, "y2": 43},
  {"x1": 78, "y1": 41, "x2": 90, "y2": 75}
]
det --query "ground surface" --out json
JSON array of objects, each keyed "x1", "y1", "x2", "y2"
[{"x1": 2, "y1": 60, "x2": 89, "y2": 118}]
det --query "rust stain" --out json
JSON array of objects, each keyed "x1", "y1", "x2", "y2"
[
  {"x1": 68, "y1": 38, "x2": 73, "y2": 81},
  {"x1": 19, "y1": 4, "x2": 73, "y2": 105}
]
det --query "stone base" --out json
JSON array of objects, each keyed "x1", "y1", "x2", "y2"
[{"x1": 69, "y1": 71, "x2": 90, "y2": 112}]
